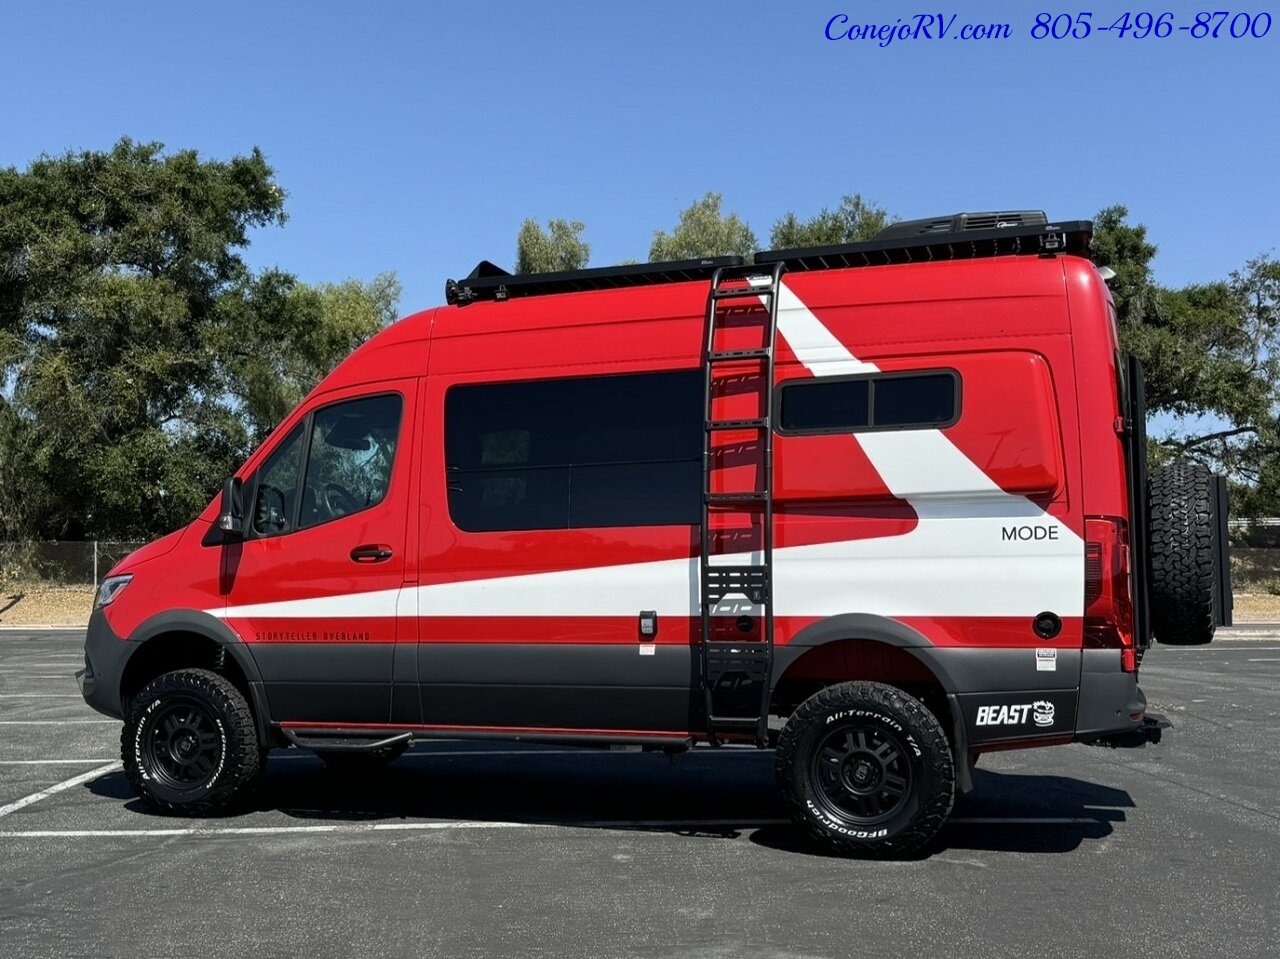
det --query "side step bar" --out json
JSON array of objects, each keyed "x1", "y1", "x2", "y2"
[
  {"x1": 277, "y1": 725, "x2": 694, "y2": 752},
  {"x1": 279, "y1": 728, "x2": 414, "y2": 753}
]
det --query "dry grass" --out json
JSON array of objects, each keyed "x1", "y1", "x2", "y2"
[
  {"x1": 0, "y1": 584, "x2": 96, "y2": 627},
  {"x1": 1230, "y1": 593, "x2": 1280, "y2": 623},
  {"x1": 1, "y1": 581, "x2": 1276, "y2": 627}
]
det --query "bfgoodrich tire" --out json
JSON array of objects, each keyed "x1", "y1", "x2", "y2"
[
  {"x1": 1149, "y1": 462, "x2": 1220, "y2": 646},
  {"x1": 122, "y1": 668, "x2": 263, "y2": 815},
  {"x1": 775, "y1": 681, "x2": 955, "y2": 858}
]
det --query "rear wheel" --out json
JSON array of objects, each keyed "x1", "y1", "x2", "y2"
[
  {"x1": 122, "y1": 668, "x2": 263, "y2": 815},
  {"x1": 1149, "y1": 462, "x2": 1222, "y2": 645},
  {"x1": 775, "y1": 681, "x2": 955, "y2": 858}
]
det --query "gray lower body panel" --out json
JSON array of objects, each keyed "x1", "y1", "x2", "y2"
[
  {"x1": 77, "y1": 609, "x2": 132, "y2": 719},
  {"x1": 1075, "y1": 648, "x2": 1148, "y2": 741},
  {"x1": 250, "y1": 643, "x2": 395, "y2": 724},
  {"x1": 773, "y1": 642, "x2": 1148, "y2": 748},
  {"x1": 417, "y1": 643, "x2": 697, "y2": 732}
]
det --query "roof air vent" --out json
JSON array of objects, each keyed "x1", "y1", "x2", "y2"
[{"x1": 875, "y1": 211, "x2": 1048, "y2": 242}]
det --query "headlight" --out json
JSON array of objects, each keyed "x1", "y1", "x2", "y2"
[{"x1": 94, "y1": 574, "x2": 133, "y2": 609}]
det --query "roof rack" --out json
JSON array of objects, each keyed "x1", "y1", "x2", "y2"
[
  {"x1": 444, "y1": 213, "x2": 1093, "y2": 305},
  {"x1": 755, "y1": 218, "x2": 1092, "y2": 272},
  {"x1": 444, "y1": 256, "x2": 743, "y2": 305}
]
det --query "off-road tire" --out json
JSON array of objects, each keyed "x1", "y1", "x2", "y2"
[
  {"x1": 775, "y1": 681, "x2": 955, "y2": 858},
  {"x1": 1149, "y1": 462, "x2": 1219, "y2": 645},
  {"x1": 314, "y1": 741, "x2": 409, "y2": 770},
  {"x1": 122, "y1": 668, "x2": 263, "y2": 815}
]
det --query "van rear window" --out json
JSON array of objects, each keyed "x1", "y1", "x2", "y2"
[
  {"x1": 445, "y1": 371, "x2": 702, "y2": 532},
  {"x1": 777, "y1": 371, "x2": 958, "y2": 434}
]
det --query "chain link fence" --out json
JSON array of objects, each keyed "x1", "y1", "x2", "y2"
[{"x1": 0, "y1": 541, "x2": 147, "y2": 586}]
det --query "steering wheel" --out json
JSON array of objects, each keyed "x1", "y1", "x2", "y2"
[
  {"x1": 256, "y1": 484, "x2": 289, "y2": 533},
  {"x1": 323, "y1": 483, "x2": 361, "y2": 518}
]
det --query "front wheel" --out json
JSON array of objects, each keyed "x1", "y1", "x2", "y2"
[
  {"x1": 122, "y1": 668, "x2": 263, "y2": 815},
  {"x1": 775, "y1": 681, "x2": 955, "y2": 858}
]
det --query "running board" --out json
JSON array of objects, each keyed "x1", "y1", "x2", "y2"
[
  {"x1": 279, "y1": 728, "x2": 414, "y2": 753},
  {"x1": 278, "y1": 724, "x2": 693, "y2": 752}
]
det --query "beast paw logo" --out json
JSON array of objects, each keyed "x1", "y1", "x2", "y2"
[{"x1": 1032, "y1": 700, "x2": 1055, "y2": 727}]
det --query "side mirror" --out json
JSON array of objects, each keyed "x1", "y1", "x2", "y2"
[{"x1": 219, "y1": 476, "x2": 245, "y2": 540}]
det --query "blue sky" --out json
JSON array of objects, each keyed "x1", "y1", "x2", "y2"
[{"x1": 3, "y1": 1, "x2": 1277, "y2": 314}]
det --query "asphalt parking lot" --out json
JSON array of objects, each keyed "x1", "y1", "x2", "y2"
[{"x1": 1, "y1": 629, "x2": 1277, "y2": 959}]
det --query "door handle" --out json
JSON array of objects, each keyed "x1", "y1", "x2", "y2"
[{"x1": 350, "y1": 544, "x2": 394, "y2": 563}]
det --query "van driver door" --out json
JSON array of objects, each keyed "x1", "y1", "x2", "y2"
[{"x1": 221, "y1": 381, "x2": 417, "y2": 724}]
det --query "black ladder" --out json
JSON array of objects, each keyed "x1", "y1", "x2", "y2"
[{"x1": 699, "y1": 261, "x2": 784, "y2": 747}]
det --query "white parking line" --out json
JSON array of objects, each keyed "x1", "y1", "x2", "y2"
[
  {"x1": 0, "y1": 759, "x2": 115, "y2": 765},
  {"x1": 0, "y1": 720, "x2": 116, "y2": 725},
  {"x1": 0, "y1": 694, "x2": 87, "y2": 698},
  {"x1": 0, "y1": 822, "x2": 542, "y2": 838},
  {"x1": 0, "y1": 762, "x2": 120, "y2": 819},
  {"x1": 1164, "y1": 645, "x2": 1280, "y2": 651},
  {"x1": 948, "y1": 817, "x2": 1101, "y2": 824},
  {"x1": 1, "y1": 664, "x2": 82, "y2": 669},
  {"x1": 0, "y1": 815, "x2": 1106, "y2": 839},
  {"x1": 0, "y1": 676, "x2": 80, "y2": 680}
]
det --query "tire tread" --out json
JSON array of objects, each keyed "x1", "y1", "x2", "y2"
[
  {"x1": 1149, "y1": 462, "x2": 1218, "y2": 646},
  {"x1": 121, "y1": 668, "x2": 262, "y2": 816}
]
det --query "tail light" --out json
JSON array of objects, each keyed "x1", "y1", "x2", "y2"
[{"x1": 1085, "y1": 517, "x2": 1136, "y2": 672}]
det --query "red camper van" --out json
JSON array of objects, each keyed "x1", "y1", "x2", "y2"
[{"x1": 78, "y1": 212, "x2": 1231, "y2": 856}]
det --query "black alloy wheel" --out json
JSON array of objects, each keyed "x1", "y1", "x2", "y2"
[
  {"x1": 141, "y1": 695, "x2": 226, "y2": 790},
  {"x1": 809, "y1": 721, "x2": 913, "y2": 825}
]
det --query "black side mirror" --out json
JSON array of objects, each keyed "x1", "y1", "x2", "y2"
[{"x1": 219, "y1": 476, "x2": 245, "y2": 540}]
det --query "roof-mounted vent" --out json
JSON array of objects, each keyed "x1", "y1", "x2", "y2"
[{"x1": 875, "y1": 211, "x2": 1048, "y2": 242}]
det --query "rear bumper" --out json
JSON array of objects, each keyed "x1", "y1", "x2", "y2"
[
  {"x1": 909, "y1": 644, "x2": 1155, "y2": 747},
  {"x1": 76, "y1": 608, "x2": 131, "y2": 720},
  {"x1": 1073, "y1": 647, "x2": 1153, "y2": 743}
]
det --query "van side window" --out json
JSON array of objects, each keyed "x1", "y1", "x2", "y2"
[
  {"x1": 299, "y1": 394, "x2": 403, "y2": 530},
  {"x1": 252, "y1": 424, "x2": 305, "y2": 536},
  {"x1": 249, "y1": 394, "x2": 403, "y2": 538},
  {"x1": 446, "y1": 371, "x2": 701, "y2": 532},
  {"x1": 778, "y1": 371, "x2": 959, "y2": 434}
]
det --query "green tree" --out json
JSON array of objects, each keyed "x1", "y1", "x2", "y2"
[
  {"x1": 515, "y1": 218, "x2": 589, "y2": 273},
  {"x1": 649, "y1": 193, "x2": 756, "y2": 261},
  {"x1": 217, "y1": 270, "x2": 401, "y2": 439},
  {"x1": 770, "y1": 194, "x2": 892, "y2": 248},
  {"x1": 0, "y1": 397, "x2": 30, "y2": 540},
  {"x1": 1093, "y1": 205, "x2": 1280, "y2": 512},
  {"x1": 0, "y1": 139, "x2": 397, "y2": 540},
  {"x1": 1090, "y1": 205, "x2": 1159, "y2": 330}
]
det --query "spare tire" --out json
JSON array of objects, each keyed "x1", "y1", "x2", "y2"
[{"x1": 1148, "y1": 461, "x2": 1224, "y2": 645}]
